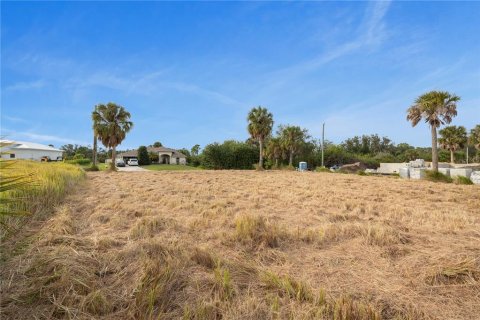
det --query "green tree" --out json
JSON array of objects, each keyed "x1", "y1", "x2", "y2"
[
  {"x1": 92, "y1": 102, "x2": 133, "y2": 170},
  {"x1": 137, "y1": 146, "x2": 150, "y2": 165},
  {"x1": 278, "y1": 125, "x2": 307, "y2": 166},
  {"x1": 406, "y1": 91, "x2": 460, "y2": 171},
  {"x1": 247, "y1": 106, "x2": 273, "y2": 170},
  {"x1": 438, "y1": 125, "x2": 467, "y2": 163},
  {"x1": 191, "y1": 144, "x2": 200, "y2": 156},
  {"x1": 265, "y1": 137, "x2": 283, "y2": 168},
  {"x1": 149, "y1": 151, "x2": 159, "y2": 163},
  {"x1": 152, "y1": 141, "x2": 162, "y2": 148},
  {"x1": 469, "y1": 125, "x2": 480, "y2": 150},
  {"x1": 91, "y1": 105, "x2": 99, "y2": 166}
]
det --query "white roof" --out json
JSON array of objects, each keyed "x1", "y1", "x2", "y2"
[{"x1": 0, "y1": 140, "x2": 63, "y2": 152}]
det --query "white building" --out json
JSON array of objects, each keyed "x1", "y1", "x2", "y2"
[{"x1": 0, "y1": 140, "x2": 63, "y2": 161}]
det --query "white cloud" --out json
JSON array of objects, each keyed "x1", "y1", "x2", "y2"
[{"x1": 4, "y1": 79, "x2": 48, "y2": 92}]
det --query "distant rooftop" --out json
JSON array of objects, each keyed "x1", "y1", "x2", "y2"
[{"x1": 0, "y1": 140, "x2": 63, "y2": 152}]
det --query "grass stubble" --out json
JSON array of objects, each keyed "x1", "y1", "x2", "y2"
[{"x1": 1, "y1": 169, "x2": 479, "y2": 319}]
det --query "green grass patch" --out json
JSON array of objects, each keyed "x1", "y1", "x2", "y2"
[
  {"x1": 141, "y1": 164, "x2": 202, "y2": 171},
  {"x1": 454, "y1": 176, "x2": 473, "y2": 185},
  {"x1": 425, "y1": 170, "x2": 453, "y2": 183},
  {"x1": 315, "y1": 167, "x2": 331, "y2": 173}
]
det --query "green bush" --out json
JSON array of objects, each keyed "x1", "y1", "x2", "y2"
[
  {"x1": 315, "y1": 167, "x2": 331, "y2": 173},
  {"x1": 137, "y1": 146, "x2": 150, "y2": 165},
  {"x1": 357, "y1": 170, "x2": 366, "y2": 176},
  {"x1": 455, "y1": 176, "x2": 473, "y2": 185},
  {"x1": 425, "y1": 170, "x2": 453, "y2": 183},
  {"x1": 73, "y1": 153, "x2": 85, "y2": 160},
  {"x1": 66, "y1": 159, "x2": 91, "y2": 165},
  {"x1": 84, "y1": 165, "x2": 99, "y2": 172},
  {"x1": 201, "y1": 140, "x2": 258, "y2": 170}
]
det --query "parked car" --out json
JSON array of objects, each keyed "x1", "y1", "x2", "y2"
[
  {"x1": 127, "y1": 159, "x2": 139, "y2": 166},
  {"x1": 116, "y1": 159, "x2": 126, "y2": 167}
]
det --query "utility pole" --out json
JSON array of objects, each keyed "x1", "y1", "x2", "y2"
[{"x1": 321, "y1": 122, "x2": 325, "y2": 167}]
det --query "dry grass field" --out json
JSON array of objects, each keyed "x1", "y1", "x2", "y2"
[{"x1": 1, "y1": 170, "x2": 479, "y2": 319}]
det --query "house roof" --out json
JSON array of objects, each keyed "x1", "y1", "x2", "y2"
[
  {"x1": 0, "y1": 140, "x2": 63, "y2": 152},
  {"x1": 117, "y1": 146, "x2": 186, "y2": 158}
]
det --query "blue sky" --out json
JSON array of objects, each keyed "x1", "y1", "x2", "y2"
[{"x1": 1, "y1": 1, "x2": 479, "y2": 150}]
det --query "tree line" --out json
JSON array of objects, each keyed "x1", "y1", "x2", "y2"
[{"x1": 65, "y1": 92, "x2": 478, "y2": 171}]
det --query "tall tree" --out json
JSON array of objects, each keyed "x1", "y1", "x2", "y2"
[
  {"x1": 92, "y1": 102, "x2": 133, "y2": 170},
  {"x1": 137, "y1": 146, "x2": 151, "y2": 165},
  {"x1": 407, "y1": 91, "x2": 460, "y2": 171},
  {"x1": 152, "y1": 141, "x2": 162, "y2": 148},
  {"x1": 247, "y1": 106, "x2": 273, "y2": 169},
  {"x1": 265, "y1": 137, "x2": 283, "y2": 168},
  {"x1": 438, "y1": 126, "x2": 467, "y2": 163},
  {"x1": 91, "y1": 105, "x2": 99, "y2": 166},
  {"x1": 278, "y1": 125, "x2": 307, "y2": 166},
  {"x1": 191, "y1": 144, "x2": 200, "y2": 156},
  {"x1": 469, "y1": 125, "x2": 480, "y2": 150}
]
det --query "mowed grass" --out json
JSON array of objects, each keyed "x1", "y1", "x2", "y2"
[
  {"x1": 1, "y1": 170, "x2": 479, "y2": 319},
  {"x1": 141, "y1": 164, "x2": 202, "y2": 171}
]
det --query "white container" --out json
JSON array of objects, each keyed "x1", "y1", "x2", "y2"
[
  {"x1": 470, "y1": 171, "x2": 480, "y2": 185},
  {"x1": 399, "y1": 167, "x2": 409, "y2": 179},
  {"x1": 410, "y1": 168, "x2": 426, "y2": 180},
  {"x1": 298, "y1": 162, "x2": 307, "y2": 171},
  {"x1": 438, "y1": 168, "x2": 450, "y2": 177},
  {"x1": 450, "y1": 168, "x2": 473, "y2": 179}
]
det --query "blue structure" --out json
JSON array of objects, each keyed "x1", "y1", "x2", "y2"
[{"x1": 298, "y1": 162, "x2": 307, "y2": 171}]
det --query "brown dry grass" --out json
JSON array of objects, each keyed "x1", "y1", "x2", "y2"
[{"x1": 1, "y1": 170, "x2": 479, "y2": 319}]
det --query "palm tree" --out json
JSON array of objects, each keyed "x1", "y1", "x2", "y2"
[
  {"x1": 469, "y1": 125, "x2": 480, "y2": 150},
  {"x1": 247, "y1": 106, "x2": 273, "y2": 169},
  {"x1": 406, "y1": 91, "x2": 460, "y2": 171},
  {"x1": 91, "y1": 106, "x2": 99, "y2": 167},
  {"x1": 438, "y1": 126, "x2": 467, "y2": 163},
  {"x1": 278, "y1": 125, "x2": 307, "y2": 167},
  {"x1": 92, "y1": 103, "x2": 133, "y2": 170},
  {"x1": 265, "y1": 137, "x2": 283, "y2": 168}
]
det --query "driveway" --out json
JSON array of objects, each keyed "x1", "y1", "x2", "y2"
[{"x1": 117, "y1": 166, "x2": 148, "y2": 172}]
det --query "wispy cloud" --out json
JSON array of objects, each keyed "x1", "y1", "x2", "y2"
[
  {"x1": 1, "y1": 127, "x2": 87, "y2": 145},
  {"x1": 1, "y1": 115, "x2": 29, "y2": 123},
  {"x1": 4, "y1": 79, "x2": 48, "y2": 92},
  {"x1": 270, "y1": 1, "x2": 392, "y2": 78}
]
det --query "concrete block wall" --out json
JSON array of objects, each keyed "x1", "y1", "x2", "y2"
[{"x1": 450, "y1": 168, "x2": 472, "y2": 179}]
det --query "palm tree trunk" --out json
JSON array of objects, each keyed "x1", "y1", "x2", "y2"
[
  {"x1": 450, "y1": 149, "x2": 454, "y2": 164},
  {"x1": 289, "y1": 150, "x2": 293, "y2": 167},
  {"x1": 258, "y1": 139, "x2": 264, "y2": 170},
  {"x1": 431, "y1": 125, "x2": 438, "y2": 171},
  {"x1": 92, "y1": 133, "x2": 97, "y2": 166},
  {"x1": 111, "y1": 146, "x2": 116, "y2": 171}
]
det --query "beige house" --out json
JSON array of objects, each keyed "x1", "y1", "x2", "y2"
[{"x1": 117, "y1": 147, "x2": 187, "y2": 165}]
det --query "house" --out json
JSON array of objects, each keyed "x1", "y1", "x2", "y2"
[
  {"x1": 117, "y1": 146, "x2": 187, "y2": 165},
  {"x1": 0, "y1": 140, "x2": 63, "y2": 161}
]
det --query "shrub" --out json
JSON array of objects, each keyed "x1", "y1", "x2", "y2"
[
  {"x1": 66, "y1": 159, "x2": 91, "y2": 165},
  {"x1": 201, "y1": 140, "x2": 258, "y2": 170},
  {"x1": 425, "y1": 170, "x2": 453, "y2": 183},
  {"x1": 315, "y1": 166, "x2": 331, "y2": 173},
  {"x1": 84, "y1": 165, "x2": 99, "y2": 172},
  {"x1": 73, "y1": 153, "x2": 85, "y2": 160},
  {"x1": 455, "y1": 176, "x2": 473, "y2": 185},
  {"x1": 137, "y1": 146, "x2": 151, "y2": 165}
]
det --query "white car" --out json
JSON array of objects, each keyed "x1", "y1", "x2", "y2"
[{"x1": 127, "y1": 159, "x2": 139, "y2": 166}]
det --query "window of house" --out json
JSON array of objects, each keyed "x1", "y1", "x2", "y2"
[{"x1": 10, "y1": 154, "x2": 15, "y2": 159}]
